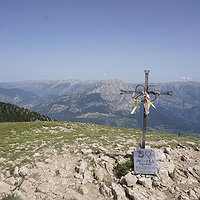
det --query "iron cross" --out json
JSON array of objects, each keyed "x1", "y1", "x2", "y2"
[{"x1": 120, "y1": 70, "x2": 172, "y2": 149}]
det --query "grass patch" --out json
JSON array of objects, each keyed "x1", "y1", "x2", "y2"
[
  {"x1": 114, "y1": 160, "x2": 133, "y2": 178},
  {"x1": 0, "y1": 121, "x2": 199, "y2": 169}
]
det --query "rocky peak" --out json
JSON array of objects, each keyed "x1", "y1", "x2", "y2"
[{"x1": 0, "y1": 122, "x2": 199, "y2": 200}]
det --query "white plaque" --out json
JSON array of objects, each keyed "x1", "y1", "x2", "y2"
[{"x1": 134, "y1": 148, "x2": 157, "y2": 175}]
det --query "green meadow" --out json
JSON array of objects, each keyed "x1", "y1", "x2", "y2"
[{"x1": 0, "y1": 121, "x2": 199, "y2": 168}]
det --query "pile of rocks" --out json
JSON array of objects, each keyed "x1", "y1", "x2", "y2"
[{"x1": 0, "y1": 142, "x2": 200, "y2": 200}]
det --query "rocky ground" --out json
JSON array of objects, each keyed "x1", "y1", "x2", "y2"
[
  {"x1": 0, "y1": 122, "x2": 200, "y2": 200},
  {"x1": 1, "y1": 142, "x2": 200, "y2": 200}
]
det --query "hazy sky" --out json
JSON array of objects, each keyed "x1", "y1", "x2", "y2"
[{"x1": 0, "y1": 0, "x2": 200, "y2": 83}]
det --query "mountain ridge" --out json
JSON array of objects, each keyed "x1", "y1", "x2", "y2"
[
  {"x1": 0, "y1": 79, "x2": 199, "y2": 137},
  {"x1": 0, "y1": 101, "x2": 52, "y2": 122}
]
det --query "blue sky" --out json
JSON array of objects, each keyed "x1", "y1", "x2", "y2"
[{"x1": 0, "y1": 0, "x2": 200, "y2": 83}]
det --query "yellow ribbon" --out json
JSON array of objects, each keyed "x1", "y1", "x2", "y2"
[
  {"x1": 131, "y1": 98, "x2": 156, "y2": 115},
  {"x1": 131, "y1": 100, "x2": 141, "y2": 114}
]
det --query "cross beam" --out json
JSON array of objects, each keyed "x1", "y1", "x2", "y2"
[{"x1": 120, "y1": 70, "x2": 172, "y2": 149}]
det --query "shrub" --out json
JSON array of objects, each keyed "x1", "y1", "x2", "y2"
[{"x1": 114, "y1": 160, "x2": 133, "y2": 178}]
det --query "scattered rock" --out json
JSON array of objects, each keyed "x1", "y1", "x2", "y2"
[
  {"x1": 81, "y1": 148, "x2": 92, "y2": 155},
  {"x1": 13, "y1": 166, "x2": 19, "y2": 176},
  {"x1": 195, "y1": 147, "x2": 200, "y2": 151},
  {"x1": 5, "y1": 170, "x2": 11, "y2": 178},
  {"x1": 125, "y1": 187, "x2": 149, "y2": 200},
  {"x1": 188, "y1": 165, "x2": 200, "y2": 182},
  {"x1": 111, "y1": 182, "x2": 127, "y2": 200},
  {"x1": 181, "y1": 155, "x2": 187, "y2": 161},
  {"x1": 33, "y1": 152, "x2": 40, "y2": 157},
  {"x1": 0, "y1": 181, "x2": 11, "y2": 198},
  {"x1": 99, "y1": 182, "x2": 112, "y2": 197},
  {"x1": 94, "y1": 167, "x2": 105, "y2": 181},
  {"x1": 155, "y1": 149, "x2": 167, "y2": 161},
  {"x1": 187, "y1": 189, "x2": 198, "y2": 199},
  {"x1": 19, "y1": 166, "x2": 29, "y2": 177},
  {"x1": 0, "y1": 135, "x2": 199, "y2": 200},
  {"x1": 137, "y1": 177, "x2": 152, "y2": 189},
  {"x1": 121, "y1": 172, "x2": 137, "y2": 187},
  {"x1": 176, "y1": 143, "x2": 185, "y2": 148},
  {"x1": 76, "y1": 161, "x2": 88, "y2": 174},
  {"x1": 0, "y1": 158, "x2": 6, "y2": 163},
  {"x1": 44, "y1": 158, "x2": 52, "y2": 163},
  {"x1": 163, "y1": 147, "x2": 172, "y2": 154}
]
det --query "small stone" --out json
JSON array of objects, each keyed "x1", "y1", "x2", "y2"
[
  {"x1": 5, "y1": 171, "x2": 11, "y2": 178},
  {"x1": 44, "y1": 158, "x2": 52, "y2": 164},
  {"x1": 125, "y1": 187, "x2": 146, "y2": 200},
  {"x1": 79, "y1": 184, "x2": 89, "y2": 195},
  {"x1": 178, "y1": 193, "x2": 190, "y2": 200},
  {"x1": 152, "y1": 177, "x2": 161, "y2": 187},
  {"x1": 0, "y1": 181, "x2": 11, "y2": 196},
  {"x1": 81, "y1": 148, "x2": 92, "y2": 155},
  {"x1": 33, "y1": 152, "x2": 40, "y2": 157},
  {"x1": 126, "y1": 147, "x2": 134, "y2": 157},
  {"x1": 155, "y1": 149, "x2": 166, "y2": 161},
  {"x1": 180, "y1": 155, "x2": 187, "y2": 161},
  {"x1": 188, "y1": 189, "x2": 197, "y2": 199},
  {"x1": 185, "y1": 141, "x2": 196, "y2": 146},
  {"x1": 99, "y1": 182, "x2": 112, "y2": 197},
  {"x1": 111, "y1": 182, "x2": 127, "y2": 200},
  {"x1": 163, "y1": 147, "x2": 172, "y2": 154},
  {"x1": 137, "y1": 177, "x2": 152, "y2": 189},
  {"x1": 98, "y1": 146, "x2": 109, "y2": 154},
  {"x1": 6, "y1": 177, "x2": 17, "y2": 185},
  {"x1": 78, "y1": 161, "x2": 88, "y2": 174},
  {"x1": 19, "y1": 166, "x2": 29, "y2": 177},
  {"x1": 195, "y1": 147, "x2": 199, "y2": 151},
  {"x1": 13, "y1": 166, "x2": 19, "y2": 176},
  {"x1": 0, "y1": 158, "x2": 6, "y2": 163},
  {"x1": 176, "y1": 143, "x2": 185, "y2": 148},
  {"x1": 82, "y1": 170, "x2": 93, "y2": 184},
  {"x1": 169, "y1": 187, "x2": 176, "y2": 194},
  {"x1": 122, "y1": 172, "x2": 137, "y2": 187},
  {"x1": 94, "y1": 167, "x2": 104, "y2": 181}
]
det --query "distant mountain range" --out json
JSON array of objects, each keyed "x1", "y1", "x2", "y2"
[{"x1": 0, "y1": 80, "x2": 199, "y2": 137}]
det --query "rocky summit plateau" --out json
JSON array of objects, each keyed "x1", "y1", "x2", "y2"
[{"x1": 0, "y1": 121, "x2": 199, "y2": 200}]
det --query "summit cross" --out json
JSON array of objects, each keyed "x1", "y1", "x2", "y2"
[{"x1": 120, "y1": 70, "x2": 172, "y2": 149}]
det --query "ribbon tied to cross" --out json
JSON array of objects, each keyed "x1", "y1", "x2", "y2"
[{"x1": 120, "y1": 84, "x2": 172, "y2": 115}]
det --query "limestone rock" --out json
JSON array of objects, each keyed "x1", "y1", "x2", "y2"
[
  {"x1": 13, "y1": 166, "x2": 19, "y2": 176},
  {"x1": 19, "y1": 166, "x2": 29, "y2": 177},
  {"x1": 125, "y1": 187, "x2": 148, "y2": 200},
  {"x1": 99, "y1": 182, "x2": 112, "y2": 197},
  {"x1": 111, "y1": 182, "x2": 127, "y2": 200},
  {"x1": 81, "y1": 148, "x2": 92, "y2": 155},
  {"x1": 0, "y1": 181, "x2": 11, "y2": 198},
  {"x1": 157, "y1": 161, "x2": 175, "y2": 177},
  {"x1": 76, "y1": 161, "x2": 88, "y2": 174},
  {"x1": 163, "y1": 147, "x2": 172, "y2": 154},
  {"x1": 188, "y1": 165, "x2": 200, "y2": 182},
  {"x1": 155, "y1": 149, "x2": 167, "y2": 161},
  {"x1": 121, "y1": 172, "x2": 137, "y2": 187},
  {"x1": 82, "y1": 170, "x2": 93, "y2": 184},
  {"x1": 0, "y1": 158, "x2": 6, "y2": 163},
  {"x1": 137, "y1": 177, "x2": 152, "y2": 189},
  {"x1": 94, "y1": 167, "x2": 105, "y2": 181},
  {"x1": 181, "y1": 155, "x2": 187, "y2": 161},
  {"x1": 188, "y1": 189, "x2": 198, "y2": 199}
]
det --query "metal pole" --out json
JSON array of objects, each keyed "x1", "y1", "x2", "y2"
[{"x1": 141, "y1": 70, "x2": 149, "y2": 149}]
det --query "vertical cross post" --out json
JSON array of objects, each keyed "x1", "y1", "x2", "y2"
[
  {"x1": 141, "y1": 70, "x2": 150, "y2": 149},
  {"x1": 120, "y1": 70, "x2": 172, "y2": 151}
]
